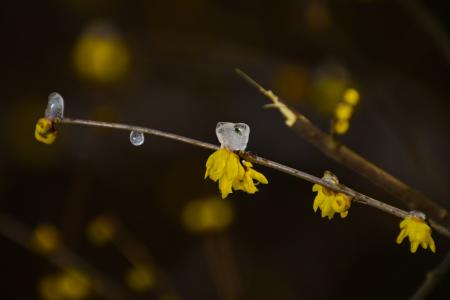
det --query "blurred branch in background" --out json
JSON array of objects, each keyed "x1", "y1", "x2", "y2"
[
  {"x1": 235, "y1": 69, "x2": 450, "y2": 234},
  {"x1": 0, "y1": 212, "x2": 134, "y2": 300},
  {"x1": 410, "y1": 251, "x2": 450, "y2": 300},
  {"x1": 57, "y1": 117, "x2": 450, "y2": 238}
]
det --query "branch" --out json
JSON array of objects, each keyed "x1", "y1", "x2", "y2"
[
  {"x1": 410, "y1": 251, "x2": 450, "y2": 300},
  {"x1": 0, "y1": 212, "x2": 134, "y2": 300},
  {"x1": 59, "y1": 117, "x2": 450, "y2": 238},
  {"x1": 235, "y1": 69, "x2": 450, "y2": 233}
]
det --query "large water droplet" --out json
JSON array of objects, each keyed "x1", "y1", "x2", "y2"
[
  {"x1": 130, "y1": 130, "x2": 145, "y2": 146},
  {"x1": 215, "y1": 122, "x2": 250, "y2": 151},
  {"x1": 45, "y1": 92, "x2": 64, "y2": 120}
]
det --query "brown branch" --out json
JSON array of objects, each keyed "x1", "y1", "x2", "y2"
[
  {"x1": 235, "y1": 69, "x2": 450, "y2": 232},
  {"x1": 59, "y1": 118, "x2": 450, "y2": 238},
  {"x1": 410, "y1": 251, "x2": 450, "y2": 300},
  {"x1": 0, "y1": 212, "x2": 135, "y2": 300}
]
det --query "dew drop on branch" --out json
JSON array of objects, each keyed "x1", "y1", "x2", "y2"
[
  {"x1": 45, "y1": 92, "x2": 64, "y2": 120},
  {"x1": 129, "y1": 130, "x2": 144, "y2": 146}
]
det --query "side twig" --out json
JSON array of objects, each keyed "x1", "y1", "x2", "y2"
[
  {"x1": 59, "y1": 117, "x2": 450, "y2": 238},
  {"x1": 410, "y1": 251, "x2": 450, "y2": 300},
  {"x1": 0, "y1": 212, "x2": 134, "y2": 300},
  {"x1": 235, "y1": 69, "x2": 450, "y2": 232}
]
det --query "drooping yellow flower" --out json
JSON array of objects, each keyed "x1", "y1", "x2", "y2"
[
  {"x1": 233, "y1": 161, "x2": 268, "y2": 194},
  {"x1": 396, "y1": 213, "x2": 436, "y2": 253},
  {"x1": 312, "y1": 184, "x2": 351, "y2": 219},
  {"x1": 35, "y1": 118, "x2": 57, "y2": 144},
  {"x1": 205, "y1": 148, "x2": 268, "y2": 198},
  {"x1": 312, "y1": 172, "x2": 351, "y2": 219}
]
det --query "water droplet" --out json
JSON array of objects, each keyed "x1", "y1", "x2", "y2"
[
  {"x1": 215, "y1": 122, "x2": 250, "y2": 151},
  {"x1": 45, "y1": 92, "x2": 64, "y2": 120},
  {"x1": 130, "y1": 130, "x2": 144, "y2": 146}
]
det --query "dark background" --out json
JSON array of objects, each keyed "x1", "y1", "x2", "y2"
[{"x1": 1, "y1": 0, "x2": 450, "y2": 299}]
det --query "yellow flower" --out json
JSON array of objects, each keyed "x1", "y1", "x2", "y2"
[
  {"x1": 35, "y1": 118, "x2": 57, "y2": 144},
  {"x1": 233, "y1": 161, "x2": 268, "y2": 194},
  {"x1": 312, "y1": 184, "x2": 351, "y2": 220},
  {"x1": 205, "y1": 148, "x2": 268, "y2": 198},
  {"x1": 396, "y1": 214, "x2": 436, "y2": 253}
]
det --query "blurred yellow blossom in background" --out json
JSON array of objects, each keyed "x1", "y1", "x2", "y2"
[
  {"x1": 73, "y1": 22, "x2": 130, "y2": 84},
  {"x1": 32, "y1": 224, "x2": 61, "y2": 254},
  {"x1": 332, "y1": 87, "x2": 360, "y2": 135},
  {"x1": 396, "y1": 213, "x2": 436, "y2": 253},
  {"x1": 125, "y1": 264, "x2": 156, "y2": 293},
  {"x1": 182, "y1": 197, "x2": 234, "y2": 234},
  {"x1": 86, "y1": 214, "x2": 118, "y2": 246},
  {"x1": 39, "y1": 269, "x2": 91, "y2": 300}
]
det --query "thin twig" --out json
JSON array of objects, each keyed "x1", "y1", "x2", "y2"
[
  {"x1": 0, "y1": 212, "x2": 134, "y2": 300},
  {"x1": 59, "y1": 117, "x2": 450, "y2": 238},
  {"x1": 235, "y1": 69, "x2": 450, "y2": 233},
  {"x1": 410, "y1": 251, "x2": 450, "y2": 300}
]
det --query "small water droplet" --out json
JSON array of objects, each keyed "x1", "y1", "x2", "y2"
[
  {"x1": 45, "y1": 92, "x2": 64, "y2": 120},
  {"x1": 130, "y1": 130, "x2": 144, "y2": 146}
]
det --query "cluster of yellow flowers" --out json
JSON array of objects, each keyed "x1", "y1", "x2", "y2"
[
  {"x1": 332, "y1": 88, "x2": 359, "y2": 135},
  {"x1": 396, "y1": 212, "x2": 436, "y2": 253},
  {"x1": 204, "y1": 148, "x2": 268, "y2": 198},
  {"x1": 311, "y1": 172, "x2": 436, "y2": 253}
]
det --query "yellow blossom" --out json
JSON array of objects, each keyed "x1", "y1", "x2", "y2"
[
  {"x1": 205, "y1": 148, "x2": 268, "y2": 198},
  {"x1": 313, "y1": 184, "x2": 351, "y2": 219},
  {"x1": 334, "y1": 103, "x2": 353, "y2": 120},
  {"x1": 333, "y1": 119, "x2": 349, "y2": 135},
  {"x1": 343, "y1": 88, "x2": 360, "y2": 106},
  {"x1": 35, "y1": 118, "x2": 57, "y2": 144},
  {"x1": 233, "y1": 161, "x2": 268, "y2": 194},
  {"x1": 396, "y1": 215, "x2": 436, "y2": 253},
  {"x1": 312, "y1": 173, "x2": 351, "y2": 220}
]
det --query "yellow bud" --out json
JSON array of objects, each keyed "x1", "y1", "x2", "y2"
[
  {"x1": 125, "y1": 265, "x2": 155, "y2": 293},
  {"x1": 35, "y1": 118, "x2": 57, "y2": 144},
  {"x1": 182, "y1": 197, "x2": 234, "y2": 234},
  {"x1": 86, "y1": 215, "x2": 117, "y2": 246},
  {"x1": 32, "y1": 224, "x2": 61, "y2": 254},
  {"x1": 334, "y1": 119, "x2": 349, "y2": 135},
  {"x1": 343, "y1": 88, "x2": 359, "y2": 106},
  {"x1": 334, "y1": 103, "x2": 353, "y2": 120}
]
